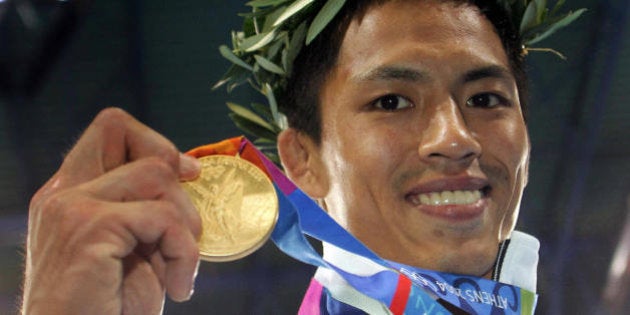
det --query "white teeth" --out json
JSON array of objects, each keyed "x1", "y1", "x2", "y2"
[{"x1": 410, "y1": 190, "x2": 482, "y2": 206}]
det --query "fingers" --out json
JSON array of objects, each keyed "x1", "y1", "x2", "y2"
[
  {"x1": 161, "y1": 224, "x2": 200, "y2": 301},
  {"x1": 103, "y1": 200, "x2": 200, "y2": 302},
  {"x1": 81, "y1": 156, "x2": 202, "y2": 242},
  {"x1": 81, "y1": 157, "x2": 202, "y2": 301},
  {"x1": 24, "y1": 108, "x2": 205, "y2": 313},
  {"x1": 29, "y1": 107, "x2": 201, "y2": 229},
  {"x1": 114, "y1": 202, "x2": 200, "y2": 302},
  {"x1": 58, "y1": 107, "x2": 200, "y2": 190},
  {"x1": 179, "y1": 153, "x2": 202, "y2": 181}
]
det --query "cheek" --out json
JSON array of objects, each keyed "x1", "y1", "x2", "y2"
[
  {"x1": 482, "y1": 118, "x2": 529, "y2": 171},
  {"x1": 352, "y1": 125, "x2": 403, "y2": 171},
  {"x1": 504, "y1": 123, "x2": 529, "y2": 169},
  {"x1": 324, "y1": 121, "x2": 403, "y2": 202}
]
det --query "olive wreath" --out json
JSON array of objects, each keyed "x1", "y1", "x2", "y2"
[{"x1": 213, "y1": 0, "x2": 586, "y2": 163}]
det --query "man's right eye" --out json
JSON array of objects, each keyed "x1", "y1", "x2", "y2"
[{"x1": 372, "y1": 94, "x2": 414, "y2": 111}]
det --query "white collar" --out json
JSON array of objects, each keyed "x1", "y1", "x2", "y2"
[{"x1": 495, "y1": 230, "x2": 540, "y2": 293}]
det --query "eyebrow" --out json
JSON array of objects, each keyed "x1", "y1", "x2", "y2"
[
  {"x1": 462, "y1": 65, "x2": 514, "y2": 83},
  {"x1": 354, "y1": 64, "x2": 515, "y2": 85},
  {"x1": 355, "y1": 65, "x2": 429, "y2": 83}
]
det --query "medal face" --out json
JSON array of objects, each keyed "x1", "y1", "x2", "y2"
[{"x1": 181, "y1": 155, "x2": 279, "y2": 262}]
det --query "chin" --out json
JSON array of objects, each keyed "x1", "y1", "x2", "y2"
[{"x1": 437, "y1": 243, "x2": 497, "y2": 277}]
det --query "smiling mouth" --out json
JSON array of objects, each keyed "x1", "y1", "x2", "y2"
[
  {"x1": 407, "y1": 188, "x2": 490, "y2": 222},
  {"x1": 408, "y1": 189, "x2": 487, "y2": 206}
]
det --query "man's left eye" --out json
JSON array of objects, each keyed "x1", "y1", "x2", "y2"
[
  {"x1": 373, "y1": 94, "x2": 414, "y2": 111},
  {"x1": 466, "y1": 93, "x2": 506, "y2": 108}
]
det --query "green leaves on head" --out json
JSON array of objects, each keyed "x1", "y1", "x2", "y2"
[
  {"x1": 216, "y1": 0, "x2": 586, "y2": 162},
  {"x1": 502, "y1": 0, "x2": 587, "y2": 48},
  {"x1": 214, "y1": 0, "x2": 338, "y2": 159},
  {"x1": 306, "y1": 0, "x2": 346, "y2": 44}
]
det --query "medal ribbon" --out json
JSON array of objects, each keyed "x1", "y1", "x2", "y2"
[{"x1": 186, "y1": 137, "x2": 537, "y2": 315}]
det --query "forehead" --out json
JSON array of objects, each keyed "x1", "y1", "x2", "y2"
[
  {"x1": 336, "y1": 0, "x2": 509, "y2": 76},
  {"x1": 351, "y1": 1, "x2": 484, "y2": 38}
]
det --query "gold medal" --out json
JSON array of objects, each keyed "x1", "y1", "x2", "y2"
[{"x1": 181, "y1": 155, "x2": 279, "y2": 262}]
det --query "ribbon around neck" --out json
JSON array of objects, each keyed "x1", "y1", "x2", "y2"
[{"x1": 186, "y1": 136, "x2": 537, "y2": 315}]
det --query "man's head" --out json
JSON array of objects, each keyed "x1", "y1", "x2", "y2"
[
  {"x1": 278, "y1": 0, "x2": 530, "y2": 277},
  {"x1": 280, "y1": 0, "x2": 527, "y2": 144}
]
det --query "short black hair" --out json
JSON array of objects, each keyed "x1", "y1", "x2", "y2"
[{"x1": 280, "y1": 0, "x2": 527, "y2": 144}]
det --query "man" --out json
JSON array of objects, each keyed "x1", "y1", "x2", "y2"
[
  {"x1": 21, "y1": 0, "x2": 578, "y2": 313},
  {"x1": 277, "y1": 1, "x2": 534, "y2": 313}
]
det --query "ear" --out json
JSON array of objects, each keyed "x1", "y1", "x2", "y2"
[{"x1": 277, "y1": 128, "x2": 329, "y2": 198}]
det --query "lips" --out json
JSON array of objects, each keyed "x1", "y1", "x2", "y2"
[
  {"x1": 409, "y1": 190, "x2": 482, "y2": 206},
  {"x1": 405, "y1": 177, "x2": 490, "y2": 221}
]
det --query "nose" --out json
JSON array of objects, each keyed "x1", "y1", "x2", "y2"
[{"x1": 418, "y1": 99, "x2": 481, "y2": 169}]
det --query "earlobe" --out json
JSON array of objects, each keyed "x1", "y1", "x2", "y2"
[{"x1": 277, "y1": 129, "x2": 329, "y2": 198}]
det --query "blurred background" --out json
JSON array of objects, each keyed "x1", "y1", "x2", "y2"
[{"x1": 0, "y1": 0, "x2": 628, "y2": 314}]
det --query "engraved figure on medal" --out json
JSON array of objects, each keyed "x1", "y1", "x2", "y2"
[
  {"x1": 181, "y1": 155, "x2": 278, "y2": 262},
  {"x1": 186, "y1": 167, "x2": 242, "y2": 244}
]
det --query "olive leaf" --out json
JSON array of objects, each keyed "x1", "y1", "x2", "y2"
[
  {"x1": 253, "y1": 137, "x2": 279, "y2": 151},
  {"x1": 524, "y1": 9, "x2": 586, "y2": 45},
  {"x1": 520, "y1": 1, "x2": 539, "y2": 32},
  {"x1": 251, "y1": 102, "x2": 275, "y2": 122},
  {"x1": 227, "y1": 102, "x2": 276, "y2": 132},
  {"x1": 284, "y1": 21, "x2": 307, "y2": 73},
  {"x1": 551, "y1": 0, "x2": 567, "y2": 16},
  {"x1": 255, "y1": 54, "x2": 286, "y2": 75},
  {"x1": 213, "y1": 64, "x2": 249, "y2": 91},
  {"x1": 534, "y1": 0, "x2": 547, "y2": 22},
  {"x1": 263, "y1": 83, "x2": 281, "y2": 126},
  {"x1": 263, "y1": 5, "x2": 288, "y2": 33},
  {"x1": 266, "y1": 34, "x2": 287, "y2": 60},
  {"x1": 241, "y1": 31, "x2": 277, "y2": 52},
  {"x1": 229, "y1": 113, "x2": 278, "y2": 141},
  {"x1": 306, "y1": 0, "x2": 346, "y2": 45},
  {"x1": 272, "y1": 0, "x2": 316, "y2": 27},
  {"x1": 219, "y1": 45, "x2": 253, "y2": 71}
]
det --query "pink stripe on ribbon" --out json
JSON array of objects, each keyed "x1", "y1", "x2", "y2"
[{"x1": 298, "y1": 279, "x2": 323, "y2": 315}]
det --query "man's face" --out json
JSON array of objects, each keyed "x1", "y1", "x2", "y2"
[{"x1": 314, "y1": 0, "x2": 530, "y2": 277}]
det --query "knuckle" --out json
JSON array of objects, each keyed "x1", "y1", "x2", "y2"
[
  {"x1": 169, "y1": 223, "x2": 200, "y2": 258},
  {"x1": 146, "y1": 200, "x2": 181, "y2": 226},
  {"x1": 29, "y1": 186, "x2": 49, "y2": 212},
  {"x1": 90, "y1": 108, "x2": 134, "y2": 138},
  {"x1": 35, "y1": 191, "x2": 94, "y2": 231},
  {"x1": 153, "y1": 142, "x2": 180, "y2": 170},
  {"x1": 37, "y1": 191, "x2": 68, "y2": 218},
  {"x1": 94, "y1": 107, "x2": 131, "y2": 125},
  {"x1": 157, "y1": 201, "x2": 180, "y2": 219},
  {"x1": 29, "y1": 172, "x2": 66, "y2": 211},
  {"x1": 140, "y1": 157, "x2": 178, "y2": 180}
]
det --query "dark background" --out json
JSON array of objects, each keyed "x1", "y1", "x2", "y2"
[{"x1": 0, "y1": 0, "x2": 628, "y2": 314}]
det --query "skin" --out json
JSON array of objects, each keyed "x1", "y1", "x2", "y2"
[
  {"x1": 23, "y1": 108, "x2": 202, "y2": 314},
  {"x1": 279, "y1": 0, "x2": 530, "y2": 278}
]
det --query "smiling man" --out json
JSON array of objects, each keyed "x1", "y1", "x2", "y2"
[
  {"x1": 281, "y1": 0, "x2": 529, "y2": 275},
  {"x1": 276, "y1": 1, "x2": 533, "y2": 312},
  {"x1": 21, "y1": 0, "x2": 582, "y2": 314}
]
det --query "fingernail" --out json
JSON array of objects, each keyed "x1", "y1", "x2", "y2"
[
  {"x1": 188, "y1": 260, "x2": 200, "y2": 299},
  {"x1": 179, "y1": 153, "x2": 201, "y2": 180},
  {"x1": 193, "y1": 259, "x2": 200, "y2": 279}
]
